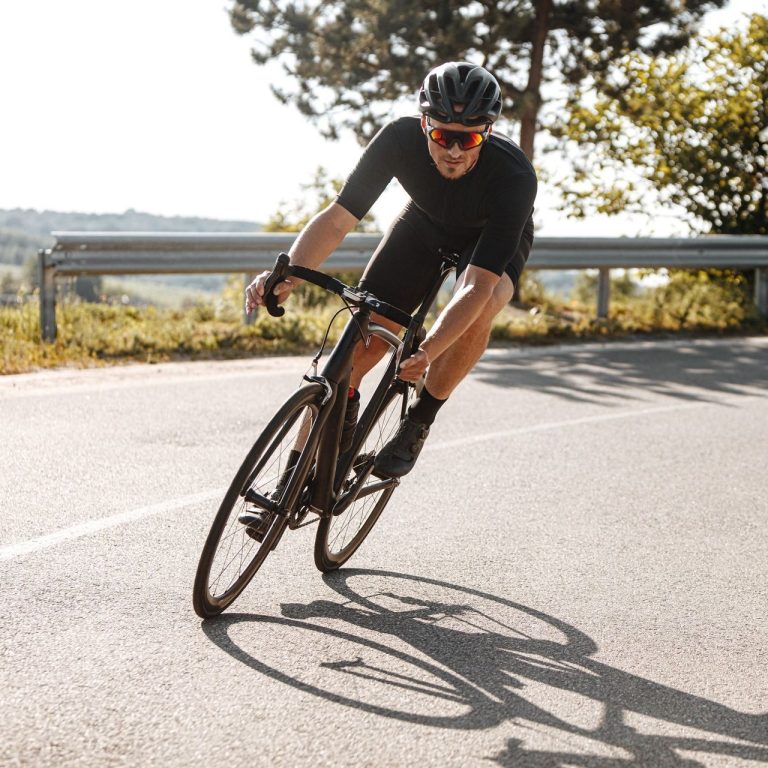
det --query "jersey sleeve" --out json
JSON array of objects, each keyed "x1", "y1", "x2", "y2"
[
  {"x1": 468, "y1": 172, "x2": 537, "y2": 276},
  {"x1": 335, "y1": 122, "x2": 400, "y2": 220}
]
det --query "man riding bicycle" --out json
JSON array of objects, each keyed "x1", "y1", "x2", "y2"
[{"x1": 246, "y1": 61, "x2": 537, "y2": 479}]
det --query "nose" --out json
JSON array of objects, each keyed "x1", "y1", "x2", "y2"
[{"x1": 447, "y1": 141, "x2": 463, "y2": 158}]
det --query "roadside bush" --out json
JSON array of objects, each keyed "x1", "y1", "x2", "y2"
[{"x1": 2, "y1": 268, "x2": 764, "y2": 375}]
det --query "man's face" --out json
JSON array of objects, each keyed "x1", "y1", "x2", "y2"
[{"x1": 421, "y1": 115, "x2": 490, "y2": 180}]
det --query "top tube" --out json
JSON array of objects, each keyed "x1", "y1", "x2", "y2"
[{"x1": 264, "y1": 253, "x2": 414, "y2": 328}]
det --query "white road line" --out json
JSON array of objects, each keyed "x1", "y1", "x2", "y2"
[
  {"x1": 1, "y1": 398, "x2": 720, "y2": 563},
  {"x1": 0, "y1": 489, "x2": 224, "y2": 562},
  {"x1": 430, "y1": 400, "x2": 710, "y2": 451},
  {"x1": 0, "y1": 364, "x2": 309, "y2": 400}
]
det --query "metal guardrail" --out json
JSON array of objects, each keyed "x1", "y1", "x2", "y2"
[{"x1": 38, "y1": 232, "x2": 768, "y2": 341}]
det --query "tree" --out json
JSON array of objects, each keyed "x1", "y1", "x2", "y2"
[
  {"x1": 229, "y1": 0, "x2": 725, "y2": 159},
  {"x1": 553, "y1": 14, "x2": 768, "y2": 235},
  {"x1": 262, "y1": 166, "x2": 378, "y2": 233}
]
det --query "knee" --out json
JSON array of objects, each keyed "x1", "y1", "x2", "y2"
[
  {"x1": 491, "y1": 273, "x2": 515, "y2": 312},
  {"x1": 473, "y1": 278, "x2": 514, "y2": 329}
]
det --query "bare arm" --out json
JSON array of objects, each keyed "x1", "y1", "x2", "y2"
[
  {"x1": 398, "y1": 265, "x2": 499, "y2": 380},
  {"x1": 288, "y1": 202, "x2": 360, "y2": 269},
  {"x1": 245, "y1": 202, "x2": 359, "y2": 312}
]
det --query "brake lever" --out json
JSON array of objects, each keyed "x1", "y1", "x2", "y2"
[
  {"x1": 394, "y1": 319, "x2": 423, "y2": 379},
  {"x1": 263, "y1": 253, "x2": 291, "y2": 318}
]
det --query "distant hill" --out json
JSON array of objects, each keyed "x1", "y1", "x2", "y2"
[{"x1": 0, "y1": 208, "x2": 262, "y2": 266}]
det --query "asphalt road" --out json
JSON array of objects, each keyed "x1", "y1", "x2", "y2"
[{"x1": 1, "y1": 337, "x2": 767, "y2": 767}]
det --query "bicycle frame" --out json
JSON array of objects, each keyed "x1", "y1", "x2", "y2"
[
  {"x1": 273, "y1": 249, "x2": 460, "y2": 523},
  {"x1": 193, "y1": 249, "x2": 464, "y2": 616}
]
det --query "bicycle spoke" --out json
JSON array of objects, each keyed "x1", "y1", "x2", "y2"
[
  {"x1": 194, "y1": 388, "x2": 322, "y2": 617},
  {"x1": 316, "y1": 383, "x2": 411, "y2": 569}
]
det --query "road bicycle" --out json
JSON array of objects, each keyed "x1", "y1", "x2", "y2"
[{"x1": 193, "y1": 249, "x2": 458, "y2": 618}]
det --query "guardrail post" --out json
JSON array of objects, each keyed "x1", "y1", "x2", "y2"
[
  {"x1": 756, "y1": 268, "x2": 768, "y2": 317},
  {"x1": 597, "y1": 267, "x2": 611, "y2": 319},
  {"x1": 38, "y1": 249, "x2": 57, "y2": 342}
]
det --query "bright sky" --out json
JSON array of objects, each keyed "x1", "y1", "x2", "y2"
[{"x1": 0, "y1": 0, "x2": 763, "y2": 236}]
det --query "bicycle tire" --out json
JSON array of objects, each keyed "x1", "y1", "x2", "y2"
[
  {"x1": 314, "y1": 380, "x2": 410, "y2": 572},
  {"x1": 193, "y1": 383, "x2": 324, "y2": 617}
]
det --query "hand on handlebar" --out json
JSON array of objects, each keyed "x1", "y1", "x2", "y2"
[
  {"x1": 398, "y1": 348, "x2": 430, "y2": 382},
  {"x1": 244, "y1": 270, "x2": 296, "y2": 314}
]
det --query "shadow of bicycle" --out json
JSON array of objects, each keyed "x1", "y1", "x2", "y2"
[{"x1": 201, "y1": 569, "x2": 767, "y2": 766}]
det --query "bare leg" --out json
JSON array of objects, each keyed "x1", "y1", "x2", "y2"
[
  {"x1": 349, "y1": 313, "x2": 402, "y2": 390},
  {"x1": 424, "y1": 272, "x2": 514, "y2": 399},
  {"x1": 373, "y1": 274, "x2": 513, "y2": 478}
]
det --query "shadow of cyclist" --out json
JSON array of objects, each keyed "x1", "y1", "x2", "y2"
[
  {"x1": 473, "y1": 340, "x2": 768, "y2": 406},
  {"x1": 201, "y1": 568, "x2": 767, "y2": 766}
]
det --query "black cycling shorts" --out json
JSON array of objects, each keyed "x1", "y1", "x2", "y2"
[{"x1": 359, "y1": 202, "x2": 533, "y2": 317}]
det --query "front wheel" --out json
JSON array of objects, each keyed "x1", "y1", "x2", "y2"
[
  {"x1": 314, "y1": 381, "x2": 410, "y2": 572},
  {"x1": 193, "y1": 383, "x2": 323, "y2": 617}
]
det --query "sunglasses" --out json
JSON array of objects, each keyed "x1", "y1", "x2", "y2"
[{"x1": 426, "y1": 120, "x2": 491, "y2": 150}]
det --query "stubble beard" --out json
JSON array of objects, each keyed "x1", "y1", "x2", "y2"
[{"x1": 435, "y1": 156, "x2": 478, "y2": 180}]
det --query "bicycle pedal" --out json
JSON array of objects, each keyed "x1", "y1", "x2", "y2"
[{"x1": 243, "y1": 488, "x2": 278, "y2": 513}]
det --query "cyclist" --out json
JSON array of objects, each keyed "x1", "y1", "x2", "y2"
[{"x1": 246, "y1": 61, "x2": 537, "y2": 479}]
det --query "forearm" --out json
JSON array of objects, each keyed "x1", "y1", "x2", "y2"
[
  {"x1": 245, "y1": 202, "x2": 359, "y2": 312},
  {"x1": 288, "y1": 203, "x2": 358, "y2": 270}
]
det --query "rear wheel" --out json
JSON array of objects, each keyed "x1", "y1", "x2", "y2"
[
  {"x1": 193, "y1": 384, "x2": 323, "y2": 617},
  {"x1": 314, "y1": 381, "x2": 411, "y2": 572}
]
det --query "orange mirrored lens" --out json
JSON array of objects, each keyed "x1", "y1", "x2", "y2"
[{"x1": 428, "y1": 128, "x2": 486, "y2": 150}]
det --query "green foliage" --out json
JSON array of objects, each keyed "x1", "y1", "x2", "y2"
[
  {"x1": 263, "y1": 166, "x2": 378, "y2": 234},
  {"x1": 491, "y1": 267, "x2": 761, "y2": 343},
  {"x1": 572, "y1": 270, "x2": 639, "y2": 305},
  {"x1": 648, "y1": 269, "x2": 752, "y2": 327},
  {"x1": 229, "y1": 0, "x2": 723, "y2": 156},
  {"x1": 3, "y1": 269, "x2": 763, "y2": 375},
  {"x1": 0, "y1": 296, "x2": 346, "y2": 374},
  {"x1": 553, "y1": 14, "x2": 768, "y2": 235},
  {"x1": 0, "y1": 267, "x2": 21, "y2": 294},
  {"x1": 0, "y1": 208, "x2": 261, "y2": 240},
  {"x1": 0, "y1": 228, "x2": 49, "y2": 266}
]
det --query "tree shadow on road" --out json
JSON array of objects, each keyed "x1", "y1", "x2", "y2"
[
  {"x1": 201, "y1": 569, "x2": 767, "y2": 767},
  {"x1": 474, "y1": 340, "x2": 768, "y2": 406}
]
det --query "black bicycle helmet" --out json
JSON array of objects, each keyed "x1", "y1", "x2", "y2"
[{"x1": 418, "y1": 61, "x2": 502, "y2": 126}]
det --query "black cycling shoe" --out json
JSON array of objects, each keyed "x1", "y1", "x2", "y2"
[
  {"x1": 238, "y1": 457, "x2": 297, "y2": 542},
  {"x1": 373, "y1": 416, "x2": 430, "y2": 478},
  {"x1": 238, "y1": 507, "x2": 271, "y2": 543}
]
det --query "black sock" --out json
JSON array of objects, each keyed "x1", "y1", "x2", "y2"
[{"x1": 407, "y1": 386, "x2": 447, "y2": 427}]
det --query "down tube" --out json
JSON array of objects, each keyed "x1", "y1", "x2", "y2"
[{"x1": 333, "y1": 324, "x2": 403, "y2": 494}]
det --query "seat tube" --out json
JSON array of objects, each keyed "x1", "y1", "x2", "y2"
[{"x1": 310, "y1": 307, "x2": 371, "y2": 515}]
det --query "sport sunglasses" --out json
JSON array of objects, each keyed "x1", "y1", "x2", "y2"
[{"x1": 426, "y1": 120, "x2": 491, "y2": 150}]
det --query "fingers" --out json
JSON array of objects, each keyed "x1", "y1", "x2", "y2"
[
  {"x1": 397, "y1": 351, "x2": 429, "y2": 382},
  {"x1": 244, "y1": 272, "x2": 294, "y2": 314},
  {"x1": 273, "y1": 279, "x2": 293, "y2": 297},
  {"x1": 398, "y1": 369, "x2": 422, "y2": 382},
  {"x1": 244, "y1": 271, "x2": 268, "y2": 314}
]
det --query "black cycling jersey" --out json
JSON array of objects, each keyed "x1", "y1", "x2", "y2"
[{"x1": 336, "y1": 116, "x2": 537, "y2": 278}]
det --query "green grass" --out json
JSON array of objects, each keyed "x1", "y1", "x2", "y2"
[
  {"x1": 101, "y1": 277, "x2": 218, "y2": 308},
  {"x1": 1, "y1": 298, "x2": 346, "y2": 374},
  {"x1": 2, "y1": 273, "x2": 766, "y2": 375}
]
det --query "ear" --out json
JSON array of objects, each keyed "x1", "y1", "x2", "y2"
[{"x1": 420, "y1": 114, "x2": 427, "y2": 132}]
